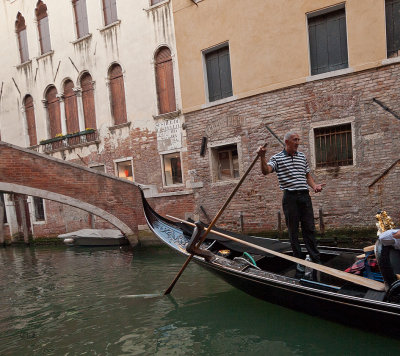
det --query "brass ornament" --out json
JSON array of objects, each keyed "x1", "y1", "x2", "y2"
[{"x1": 375, "y1": 210, "x2": 396, "y2": 235}]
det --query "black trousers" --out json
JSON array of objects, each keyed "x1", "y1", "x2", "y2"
[{"x1": 282, "y1": 190, "x2": 320, "y2": 264}]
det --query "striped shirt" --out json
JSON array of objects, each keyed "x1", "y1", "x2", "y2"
[{"x1": 267, "y1": 150, "x2": 310, "y2": 191}]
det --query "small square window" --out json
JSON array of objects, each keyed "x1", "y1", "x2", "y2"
[
  {"x1": 211, "y1": 144, "x2": 239, "y2": 181},
  {"x1": 314, "y1": 124, "x2": 353, "y2": 168},
  {"x1": 163, "y1": 152, "x2": 183, "y2": 185},
  {"x1": 116, "y1": 160, "x2": 133, "y2": 181}
]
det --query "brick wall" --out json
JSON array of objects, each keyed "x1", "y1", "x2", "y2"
[{"x1": 183, "y1": 63, "x2": 400, "y2": 232}]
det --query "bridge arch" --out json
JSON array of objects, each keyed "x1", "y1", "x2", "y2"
[{"x1": 0, "y1": 141, "x2": 144, "y2": 245}]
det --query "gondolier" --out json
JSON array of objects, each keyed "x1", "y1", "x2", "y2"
[{"x1": 257, "y1": 131, "x2": 325, "y2": 278}]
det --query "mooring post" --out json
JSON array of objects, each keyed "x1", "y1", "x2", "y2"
[
  {"x1": 17, "y1": 196, "x2": 30, "y2": 245},
  {"x1": 278, "y1": 210, "x2": 282, "y2": 238},
  {"x1": 0, "y1": 197, "x2": 5, "y2": 246},
  {"x1": 319, "y1": 208, "x2": 325, "y2": 236}
]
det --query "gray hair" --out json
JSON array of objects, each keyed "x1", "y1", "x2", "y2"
[{"x1": 284, "y1": 131, "x2": 297, "y2": 142}]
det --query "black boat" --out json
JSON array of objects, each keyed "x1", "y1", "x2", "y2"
[{"x1": 141, "y1": 191, "x2": 400, "y2": 335}]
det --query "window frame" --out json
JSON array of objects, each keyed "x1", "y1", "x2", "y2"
[
  {"x1": 160, "y1": 150, "x2": 184, "y2": 187},
  {"x1": 32, "y1": 196, "x2": 46, "y2": 222},
  {"x1": 35, "y1": 1, "x2": 52, "y2": 55},
  {"x1": 202, "y1": 42, "x2": 233, "y2": 105},
  {"x1": 114, "y1": 157, "x2": 134, "y2": 181},
  {"x1": 102, "y1": 0, "x2": 118, "y2": 26},
  {"x1": 307, "y1": 4, "x2": 349, "y2": 76},
  {"x1": 0, "y1": 193, "x2": 7, "y2": 225},
  {"x1": 208, "y1": 137, "x2": 242, "y2": 184},
  {"x1": 309, "y1": 118, "x2": 356, "y2": 170},
  {"x1": 108, "y1": 63, "x2": 128, "y2": 125},
  {"x1": 15, "y1": 13, "x2": 29, "y2": 64},
  {"x1": 24, "y1": 95, "x2": 37, "y2": 146}
]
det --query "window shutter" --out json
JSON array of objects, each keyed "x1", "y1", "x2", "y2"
[
  {"x1": 64, "y1": 80, "x2": 79, "y2": 133},
  {"x1": 309, "y1": 9, "x2": 348, "y2": 75},
  {"x1": 24, "y1": 96, "x2": 37, "y2": 146},
  {"x1": 81, "y1": 73, "x2": 97, "y2": 129},
  {"x1": 19, "y1": 29, "x2": 29, "y2": 63},
  {"x1": 206, "y1": 52, "x2": 222, "y2": 102},
  {"x1": 386, "y1": 0, "x2": 400, "y2": 57},
  {"x1": 39, "y1": 16, "x2": 51, "y2": 54},
  {"x1": 155, "y1": 48, "x2": 176, "y2": 114},
  {"x1": 219, "y1": 48, "x2": 233, "y2": 99},
  {"x1": 109, "y1": 65, "x2": 127, "y2": 125},
  {"x1": 46, "y1": 87, "x2": 62, "y2": 138}
]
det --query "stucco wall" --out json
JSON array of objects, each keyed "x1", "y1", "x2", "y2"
[{"x1": 172, "y1": 0, "x2": 388, "y2": 112}]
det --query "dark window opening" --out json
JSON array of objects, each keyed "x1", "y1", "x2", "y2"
[
  {"x1": 205, "y1": 45, "x2": 233, "y2": 102},
  {"x1": 33, "y1": 197, "x2": 45, "y2": 221},
  {"x1": 314, "y1": 124, "x2": 353, "y2": 168},
  {"x1": 386, "y1": 0, "x2": 400, "y2": 58},
  {"x1": 308, "y1": 8, "x2": 348, "y2": 75}
]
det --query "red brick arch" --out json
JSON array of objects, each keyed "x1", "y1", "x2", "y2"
[{"x1": 0, "y1": 141, "x2": 143, "y2": 245}]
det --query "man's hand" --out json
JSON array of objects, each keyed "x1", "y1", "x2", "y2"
[
  {"x1": 313, "y1": 183, "x2": 326, "y2": 193},
  {"x1": 393, "y1": 230, "x2": 400, "y2": 239},
  {"x1": 257, "y1": 145, "x2": 267, "y2": 157}
]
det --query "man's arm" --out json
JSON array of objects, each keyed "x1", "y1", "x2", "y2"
[
  {"x1": 394, "y1": 230, "x2": 400, "y2": 239},
  {"x1": 306, "y1": 172, "x2": 325, "y2": 193},
  {"x1": 257, "y1": 146, "x2": 273, "y2": 175}
]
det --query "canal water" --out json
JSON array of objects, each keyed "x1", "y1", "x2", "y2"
[{"x1": 0, "y1": 245, "x2": 399, "y2": 356}]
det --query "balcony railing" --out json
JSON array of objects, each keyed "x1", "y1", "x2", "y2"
[{"x1": 39, "y1": 129, "x2": 99, "y2": 153}]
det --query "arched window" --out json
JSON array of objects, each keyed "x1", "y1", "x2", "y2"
[
  {"x1": 15, "y1": 13, "x2": 29, "y2": 63},
  {"x1": 45, "y1": 86, "x2": 61, "y2": 138},
  {"x1": 63, "y1": 80, "x2": 79, "y2": 133},
  {"x1": 109, "y1": 64, "x2": 127, "y2": 125},
  {"x1": 24, "y1": 95, "x2": 37, "y2": 146},
  {"x1": 81, "y1": 73, "x2": 97, "y2": 129},
  {"x1": 35, "y1": 1, "x2": 52, "y2": 54},
  {"x1": 155, "y1": 47, "x2": 176, "y2": 114},
  {"x1": 72, "y1": 0, "x2": 89, "y2": 39},
  {"x1": 102, "y1": 0, "x2": 118, "y2": 26}
]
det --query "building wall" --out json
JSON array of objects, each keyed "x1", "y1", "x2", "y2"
[
  {"x1": 172, "y1": 0, "x2": 400, "y2": 231},
  {"x1": 172, "y1": 0, "x2": 388, "y2": 112},
  {"x1": 0, "y1": 0, "x2": 194, "y2": 239}
]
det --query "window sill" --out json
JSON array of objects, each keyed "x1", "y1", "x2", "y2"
[
  {"x1": 201, "y1": 95, "x2": 237, "y2": 109},
  {"x1": 144, "y1": 0, "x2": 170, "y2": 12},
  {"x1": 36, "y1": 50, "x2": 54, "y2": 61},
  {"x1": 33, "y1": 220, "x2": 46, "y2": 225},
  {"x1": 306, "y1": 67, "x2": 353, "y2": 82},
  {"x1": 16, "y1": 59, "x2": 32, "y2": 69},
  {"x1": 211, "y1": 179, "x2": 240, "y2": 187},
  {"x1": 99, "y1": 20, "x2": 121, "y2": 32},
  {"x1": 72, "y1": 33, "x2": 92, "y2": 45},
  {"x1": 382, "y1": 56, "x2": 400, "y2": 66},
  {"x1": 314, "y1": 164, "x2": 354, "y2": 172},
  {"x1": 163, "y1": 183, "x2": 184, "y2": 189},
  {"x1": 153, "y1": 109, "x2": 181, "y2": 120},
  {"x1": 108, "y1": 122, "x2": 131, "y2": 132}
]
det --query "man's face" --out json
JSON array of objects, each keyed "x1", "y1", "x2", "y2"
[{"x1": 286, "y1": 134, "x2": 300, "y2": 153}]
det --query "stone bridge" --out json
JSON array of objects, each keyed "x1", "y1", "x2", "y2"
[{"x1": 0, "y1": 141, "x2": 144, "y2": 246}]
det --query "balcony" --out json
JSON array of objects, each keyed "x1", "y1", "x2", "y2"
[{"x1": 39, "y1": 129, "x2": 99, "y2": 153}]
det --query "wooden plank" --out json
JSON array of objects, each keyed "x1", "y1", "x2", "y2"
[
  {"x1": 168, "y1": 215, "x2": 386, "y2": 292},
  {"x1": 363, "y1": 245, "x2": 375, "y2": 252}
]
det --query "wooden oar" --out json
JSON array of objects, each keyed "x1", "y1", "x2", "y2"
[
  {"x1": 164, "y1": 143, "x2": 268, "y2": 295},
  {"x1": 167, "y1": 215, "x2": 386, "y2": 292}
]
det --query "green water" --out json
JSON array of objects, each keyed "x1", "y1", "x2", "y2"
[{"x1": 0, "y1": 245, "x2": 399, "y2": 355}]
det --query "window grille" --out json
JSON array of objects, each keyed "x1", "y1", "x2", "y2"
[{"x1": 314, "y1": 124, "x2": 353, "y2": 168}]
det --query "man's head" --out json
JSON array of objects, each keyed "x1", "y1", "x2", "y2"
[{"x1": 284, "y1": 132, "x2": 300, "y2": 154}]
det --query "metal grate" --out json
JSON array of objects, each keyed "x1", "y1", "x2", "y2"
[{"x1": 314, "y1": 124, "x2": 353, "y2": 168}]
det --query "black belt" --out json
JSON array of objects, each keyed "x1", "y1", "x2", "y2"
[{"x1": 284, "y1": 189, "x2": 309, "y2": 195}]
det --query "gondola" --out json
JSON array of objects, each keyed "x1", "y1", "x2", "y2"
[{"x1": 141, "y1": 190, "x2": 400, "y2": 335}]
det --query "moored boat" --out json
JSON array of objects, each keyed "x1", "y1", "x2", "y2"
[
  {"x1": 58, "y1": 229, "x2": 129, "y2": 246},
  {"x1": 141, "y1": 190, "x2": 400, "y2": 336}
]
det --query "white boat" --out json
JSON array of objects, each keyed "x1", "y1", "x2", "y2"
[{"x1": 58, "y1": 229, "x2": 128, "y2": 246}]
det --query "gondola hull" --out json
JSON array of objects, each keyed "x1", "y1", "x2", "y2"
[{"x1": 141, "y1": 190, "x2": 400, "y2": 336}]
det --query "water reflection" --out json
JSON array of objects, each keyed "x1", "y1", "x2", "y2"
[{"x1": 0, "y1": 246, "x2": 399, "y2": 355}]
